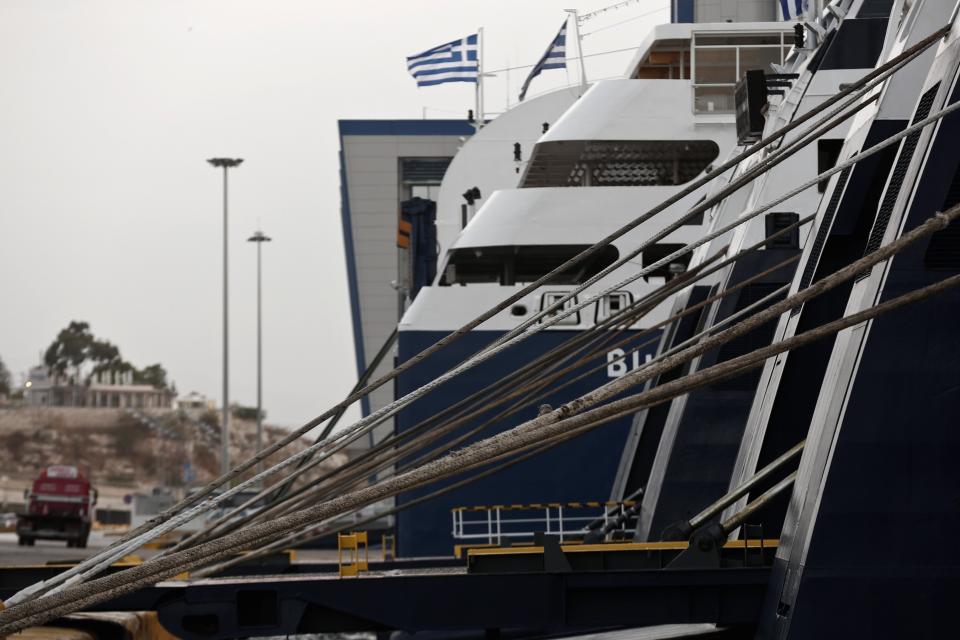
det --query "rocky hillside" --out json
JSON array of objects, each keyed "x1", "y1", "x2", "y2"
[{"x1": 0, "y1": 406, "x2": 345, "y2": 489}]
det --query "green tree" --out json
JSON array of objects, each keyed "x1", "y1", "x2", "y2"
[
  {"x1": 44, "y1": 320, "x2": 95, "y2": 380},
  {"x1": 88, "y1": 340, "x2": 120, "y2": 366},
  {"x1": 43, "y1": 321, "x2": 171, "y2": 389},
  {"x1": 232, "y1": 405, "x2": 265, "y2": 421},
  {"x1": 0, "y1": 356, "x2": 11, "y2": 395},
  {"x1": 135, "y1": 363, "x2": 169, "y2": 390},
  {"x1": 89, "y1": 340, "x2": 133, "y2": 377}
]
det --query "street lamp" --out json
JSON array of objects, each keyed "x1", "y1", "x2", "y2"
[
  {"x1": 247, "y1": 229, "x2": 271, "y2": 474},
  {"x1": 207, "y1": 157, "x2": 243, "y2": 477}
]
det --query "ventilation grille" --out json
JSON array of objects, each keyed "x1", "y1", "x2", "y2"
[
  {"x1": 522, "y1": 140, "x2": 720, "y2": 188},
  {"x1": 400, "y1": 158, "x2": 452, "y2": 184},
  {"x1": 856, "y1": 83, "x2": 940, "y2": 281},
  {"x1": 790, "y1": 165, "x2": 853, "y2": 317}
]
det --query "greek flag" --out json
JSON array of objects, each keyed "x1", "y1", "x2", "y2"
[
  {"x1": 519, "y1": 20, "x2": 567, "y2": 102},
  {"x1": 407, "y1": 34, "x2": 478, "y2": 87},
  {"x1": 780, "y1": 0, "x2": 808, "y2": 19}
]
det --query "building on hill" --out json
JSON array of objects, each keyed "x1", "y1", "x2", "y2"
[
  {"x1": 24, "y1": 366, "x2": 174, "y2": 409},
  {"x1": 177, "y1": 391, "x2": 215, "y2": 411},
  {"x1": 176, "y1": 391, "x2": 216, "y2": 417}
]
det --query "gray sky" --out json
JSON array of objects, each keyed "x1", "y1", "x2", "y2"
[{"x1": 0, "y1": 0, "x2": 668, "y2": 429}]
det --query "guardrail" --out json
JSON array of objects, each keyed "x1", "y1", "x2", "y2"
[{"x1": 451, "y1": 500, "x2": 638, "y2": 545}]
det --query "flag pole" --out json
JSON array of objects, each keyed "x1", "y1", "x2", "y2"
[
  {"x1": 565, "y1": 9, "x2": 587, "y2": 96},
  {"x1": 476, "y1": 27, "x2": 484, "y2": 130}
]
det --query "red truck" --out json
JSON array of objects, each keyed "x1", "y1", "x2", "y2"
[{"x1": 18, "y1": 465, "x2": 97, "y2": 548}]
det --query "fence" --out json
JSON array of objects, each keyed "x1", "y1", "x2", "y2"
[{"x1": 451, "y1": 500, "x2": 638, "y2": 545}]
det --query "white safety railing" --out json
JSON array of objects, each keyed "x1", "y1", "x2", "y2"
[{"x1": 451, "y1": 500, "x2": 637, "y2": 545}]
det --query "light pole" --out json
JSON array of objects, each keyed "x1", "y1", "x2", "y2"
[
  {"x1": 207, "y1": 157, "x2": 243, "y2": 477},
  {"x1": 247, "y1": 229, "x2": 271, "y2": 475}
]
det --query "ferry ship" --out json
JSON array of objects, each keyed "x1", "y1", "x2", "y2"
[
  {"x1": 394, "y1": 7, "x2": 796, "y2": 556},
  {"x1": 5, "y1": 2, "x2": 960, "y2": 639}
]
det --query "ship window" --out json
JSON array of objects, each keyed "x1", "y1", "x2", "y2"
[
  {"x1": 633, "y1": 38, "x2": 691, "y2": 79},
  {"x1": 540, "y1": 292, "x2": 580, "y2": 326},
  {"x1": 440, "y1": 245, "x2": 619, "y2": 286},
  {"x1": 765, "y1": 212, "x2": 800, "y2": 249},
  {"x1": 596, "y1": 291, "x2": 634, "y2": 323},
  {"x1": 641, "y1": 243, "x2": 693, "y2": 280},
  {"x1": 695, "y1": 47, "x2": 737, "y2": 84},
  {"x1": 696, "y1": 35, "x2": 783, "y2": 46},
  {"x1": 521, "y1": 140, "x2": 720, "y2": 188},
  {"x1": 692, "y1": 31, "x2": 788, "y2": 114}
]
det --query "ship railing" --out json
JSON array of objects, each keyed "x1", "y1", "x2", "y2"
[{"x1": 451, "y1": 500, "x2": 638, "y2": 545}]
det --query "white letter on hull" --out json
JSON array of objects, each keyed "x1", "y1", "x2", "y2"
[{"x1": 607, "y1": 349, "x2": 627, "y2": 378}]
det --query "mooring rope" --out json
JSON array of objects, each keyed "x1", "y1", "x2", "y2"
[
  {"x1": 197, "y1": 243, "x2": 805, "y2": 544},
  {"x1": 6, "y1": 262, "x2": 956, "y2": 636},
  {"x1": 5, "y1": 25, "x2": 949, "y2": 607},
  {"x1": 1, "y1": 204, "x2": 955, "y2": 634},
  {"x1": 170, "y1": 256, "x2": 714, "y2": 550}
]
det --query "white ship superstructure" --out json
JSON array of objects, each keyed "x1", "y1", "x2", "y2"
[{"x1": 396, "y1": 18, "x2": 794, "y2": 557}]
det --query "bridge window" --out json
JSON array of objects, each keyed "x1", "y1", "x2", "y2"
[
  {"x1": 692, "y1": 31, "x2": 790, "y2": 114},
  {"x1": 633, "y1": 38, "x2": 691, "y2": 79},
  {"x1": 439, "y1": 245, "x2": 619, "y2": 286},
  {"x1": 521, "y1": 140, "x2": 720, "y2": 188}
]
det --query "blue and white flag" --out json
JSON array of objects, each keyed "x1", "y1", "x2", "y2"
[
  {"x1": 780, "y1": 0, "x2": 809, "y2": 20},
  {"x1": 407, "y1": 34, "x2": 479, "y2": 87},
  {"x1": 519, "y1": 20, "x2": 567, "y2": 102}
]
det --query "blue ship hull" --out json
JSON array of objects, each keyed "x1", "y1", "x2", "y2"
[{"x1": 395, "y1": 329, "x2": 660, "y2": 557}]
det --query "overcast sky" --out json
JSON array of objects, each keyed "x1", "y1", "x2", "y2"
[{"x1": 0, "y1": 0, "x2": 668, "y2": 430}]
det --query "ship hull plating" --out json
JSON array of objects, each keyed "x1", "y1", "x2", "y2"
[{"x1": 395, "y1": 329, "x2": 660, "y2": 557}]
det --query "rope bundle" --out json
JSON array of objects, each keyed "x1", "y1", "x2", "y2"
[
  {"x1": 0, "y1": 21, "x2": 954, "y2": 633},
  {"x1": 1, "y1": 204, "x2": 956, "y2": 636}
]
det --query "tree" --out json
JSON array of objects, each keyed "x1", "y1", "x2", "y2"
[
  {"x1": 44, "y1": 321, "x2": 94, "y2": 381},
  {"x1": 0, "y1": 356, "x2": 10, "y2": 396},
  {"x1": 89, "y1": 340, "x2": 134, "y2": 378},
  {"x1": 232, "y1": 405, "x2": 265, "y2": 421},
  {"x1": 89, "y1": 340, "x2": 120, "y2": 367},
  {"x1": 42, "y1": 321, "x2": 171, "y2": 389},
  {"x1": 87, "y1": 340, "x2": 138, "y2": 378},
  {"x1": 135, "y1": 363, "x2": 169, "y2": 390}
]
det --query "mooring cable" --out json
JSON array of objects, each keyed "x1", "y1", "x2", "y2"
[
  {"x1": 7, "y1": 258, "x2": 957, "y2": 635},
  {"x1": 199, "y1": 234, "x2": 808, "y2": 543},
  {"x1": 3, "y1": 202, "x2": 955, "y2": 634},
  {"x1": 6, "y1": 26, "x2": 948, "y2": 605}
]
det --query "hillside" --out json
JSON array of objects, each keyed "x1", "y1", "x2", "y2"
[{"x1": 0, "y1": 406, "x2": 345, "y2": 489}]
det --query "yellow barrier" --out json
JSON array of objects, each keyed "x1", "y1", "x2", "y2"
[
  {"x1": 338, "y1": 531, "x2": 369, "y2": 577},
  {"x1": 466, "y1": 538, "x2": 781, "y2": 558}
]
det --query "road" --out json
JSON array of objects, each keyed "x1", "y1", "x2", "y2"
[
  {"x1": 0, "y1": 531, "x2": 344, "y2": 567},
  {"x1": 0, "y1": 531, "x2": 112, "y2": 566}
]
